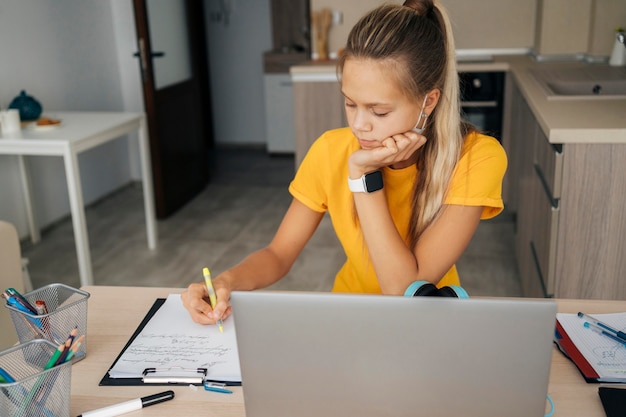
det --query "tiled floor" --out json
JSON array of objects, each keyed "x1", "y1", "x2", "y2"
[{"x1": 22, "y1": 147, "x2": 522, "y2": 297}]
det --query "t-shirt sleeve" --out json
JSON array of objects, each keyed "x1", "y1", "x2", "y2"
[
  {"x1": 445, "y1": 134, "x2": 508, "y2": 219},
  {"x1": 288, "y1": 134, "x2": 331, "y2": 213}
]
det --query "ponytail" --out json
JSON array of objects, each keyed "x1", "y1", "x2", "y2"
[{"x1": 405, "y1": 0, "x2": 465, "y2": 248}]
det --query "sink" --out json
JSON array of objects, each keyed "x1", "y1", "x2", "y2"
[{"x1": 531, "y1": 66, "x2": 626, "y2": 100}]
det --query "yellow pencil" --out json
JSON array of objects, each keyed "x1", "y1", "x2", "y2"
[{"x1": 203, "y1": 267, "x2": 224, "y2": 333}]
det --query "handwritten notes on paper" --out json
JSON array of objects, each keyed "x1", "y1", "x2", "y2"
[
  {"x1": 557, "y1": 312, "x2": 626, "y2": 381},
  {"x1": 108, "y1": 294, "x2": 241, "y2": 382}
]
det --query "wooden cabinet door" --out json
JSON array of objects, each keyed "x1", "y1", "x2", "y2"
[{"x1": 293, "y1": 81, "x2": 345, "y2": 168}]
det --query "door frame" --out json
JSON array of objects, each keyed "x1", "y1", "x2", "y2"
[{"x1": 132, "y1": 0, "x2": 214, "y2": 218}]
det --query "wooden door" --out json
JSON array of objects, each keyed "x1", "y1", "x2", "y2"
[{"x1": 133, "y1": 0, "x2": 213, "y2": 218}]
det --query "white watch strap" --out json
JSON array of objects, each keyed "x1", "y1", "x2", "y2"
[{"x1": 347, "y1": 176, "x2": 366, "y2": 193}]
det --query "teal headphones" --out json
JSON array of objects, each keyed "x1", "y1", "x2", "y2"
[{"x1": 403, "y1": 280, "x2": 469, "y2": 299}]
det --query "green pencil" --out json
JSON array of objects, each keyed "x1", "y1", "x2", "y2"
[{"x1": 44, "y1": 344, "x2": 65, "y2": 370}]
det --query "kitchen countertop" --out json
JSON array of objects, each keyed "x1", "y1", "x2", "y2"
[{"x1": 290, "y1": 56, "x2": 626, "y2": 144}]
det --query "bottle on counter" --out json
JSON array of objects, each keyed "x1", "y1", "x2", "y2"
[{"x1": 609, "y1": 27, "x2": 625, "y2": 67}]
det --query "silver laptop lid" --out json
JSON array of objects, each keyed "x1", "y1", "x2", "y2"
[{"x1": 231, "y1": 291, "x2": 557, "y2": 417}]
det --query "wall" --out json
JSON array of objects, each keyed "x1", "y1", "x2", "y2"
[
  {"x1": 0, "y1": 0, "x2": 141, "y2": 239},
  {"x1": 203, "y1": 0, "x2": 272, "y2": 146}
]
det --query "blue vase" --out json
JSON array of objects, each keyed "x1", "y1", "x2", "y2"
[{"x1": 9, "y1": 90, "x2": 43, "y2": 121}]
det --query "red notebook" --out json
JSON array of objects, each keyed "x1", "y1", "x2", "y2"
[
  {"x1": 555, "y1": 313, "x2": 626, "y2": 383},
  {"x1": 554, "y1": 320, "x2": 601, "y2": 382}
]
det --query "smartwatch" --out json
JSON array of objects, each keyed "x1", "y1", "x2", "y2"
[{"x1": 348, "y1": 170, "x2": 384, "y2": 193}]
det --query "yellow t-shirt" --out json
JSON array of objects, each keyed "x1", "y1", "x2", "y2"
[{"x1": 288, "y1": 127, "x2": 507, "y2": 294}]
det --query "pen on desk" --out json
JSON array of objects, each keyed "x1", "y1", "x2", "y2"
[
  {"x1": 583, "y1": 322, "x2": 626, "y2": 347},
  {"x1": 77, "y1": 390, "x2": 175, "y2": 417},
  {"x1": 203, "y1": 267, "x2": 224, "y2": 333},
  {"x1": 204, "y1": 381, "x2": 233, "y2": 394},
  {"x1": 578, "y1": 312, "x2": 626, "y2": 342}
]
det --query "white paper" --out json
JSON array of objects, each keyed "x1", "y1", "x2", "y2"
[
  {"x1": 108, "y1": 294, "x2": 241, "y2": 382},
  {"x1": 557, "y1": 312, "x2": 626, "y2": 380}
]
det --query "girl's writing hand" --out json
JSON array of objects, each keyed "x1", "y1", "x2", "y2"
[{"x1": 181, "y1": 281, "x2": 232, "y2": 325}]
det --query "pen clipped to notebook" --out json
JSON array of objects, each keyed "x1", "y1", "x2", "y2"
[{"x1": 203, "y1": 267, "x2": 224, "y2": 333}]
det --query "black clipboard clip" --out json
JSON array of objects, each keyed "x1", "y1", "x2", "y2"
[{"x1": 142, "y1": 367, "x2": 207, "y2": 384}]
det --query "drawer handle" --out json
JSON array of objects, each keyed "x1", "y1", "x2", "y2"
[{"x1": 534, "y1": 164, "x2": 559, "y2": 209}]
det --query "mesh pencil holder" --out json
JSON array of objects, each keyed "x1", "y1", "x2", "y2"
[
  {"x1": 0, "y1": 339, "x2": 72, "y2": 417},
  {"x1": 5, "y1": 283, "x2": 90, "y2": 362}
]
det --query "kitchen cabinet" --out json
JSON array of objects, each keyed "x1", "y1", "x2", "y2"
[
  {"x1": 507, "y1": 81, "x2": 626, "y2": 299},
  {"x1": 263, "y1": 0, "x2": 310, "y2": 154},
  {"x1": 292, "y1": 77, "x2": 345, "y2": 167},
  {"x1": 264, "y1": 74, "x2": 296, "y2": 153}
]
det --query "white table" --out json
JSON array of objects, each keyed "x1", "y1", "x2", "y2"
[{"x1": 0, "y1": 112, "x2": 157, "y2": 286}]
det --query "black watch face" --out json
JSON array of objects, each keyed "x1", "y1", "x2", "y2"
[{"x1": 364, "y1": 170, "x2": 384, "y2": 192}]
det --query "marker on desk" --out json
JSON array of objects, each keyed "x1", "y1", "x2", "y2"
[
  {"x1": 583, "y1": 322, "x2": 626, "y2": 347},
  {"x1": 77, "y1": 390, "x2": 174, "y2": 417},
  {"x1": 203, "y1": 267, "x2": 224, "y2": 333},
  {"x1": 578, "y1": 312, "x2": 626, "y2": 342}
]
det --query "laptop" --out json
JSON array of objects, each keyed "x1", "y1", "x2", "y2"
[{"x1": 230, "y1": 291, "x2": 557, "y2": 417}]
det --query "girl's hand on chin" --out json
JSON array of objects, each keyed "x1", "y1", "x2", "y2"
[{"x1": 351, "y1": 131, "x2": 427, "y2": 172}]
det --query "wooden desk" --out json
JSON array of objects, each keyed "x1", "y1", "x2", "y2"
[
  {"x1": 0, "y1": 113, "x2": 157, "y2": 286},
  {"x1": 73, "y1": 286, "x2": 625, "y2": 416}
]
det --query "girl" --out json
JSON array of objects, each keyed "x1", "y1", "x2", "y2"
[{"x1": 182, "y1": 0, "x2": 506, "y2": 324}]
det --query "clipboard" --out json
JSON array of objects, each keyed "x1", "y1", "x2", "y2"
[{"x1": 99, "y1": 298, "x2": 241, "y2": 386}]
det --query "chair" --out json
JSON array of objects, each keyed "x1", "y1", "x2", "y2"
[{"x1": 0, "y1": 221, "x2": 28, "y2": 349}]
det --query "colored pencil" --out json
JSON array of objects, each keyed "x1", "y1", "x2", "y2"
[{"x1": 65, "y1": 335, "x2": 85, "y2": 362}]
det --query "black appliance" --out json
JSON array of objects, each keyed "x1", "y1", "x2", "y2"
[{"x1": 459, "y1": 71, "x2": 505, "y2": 142}]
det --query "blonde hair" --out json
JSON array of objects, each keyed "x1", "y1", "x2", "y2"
[{"x1": 338, "y1": 0, "x2": 472, "y2": 248}]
